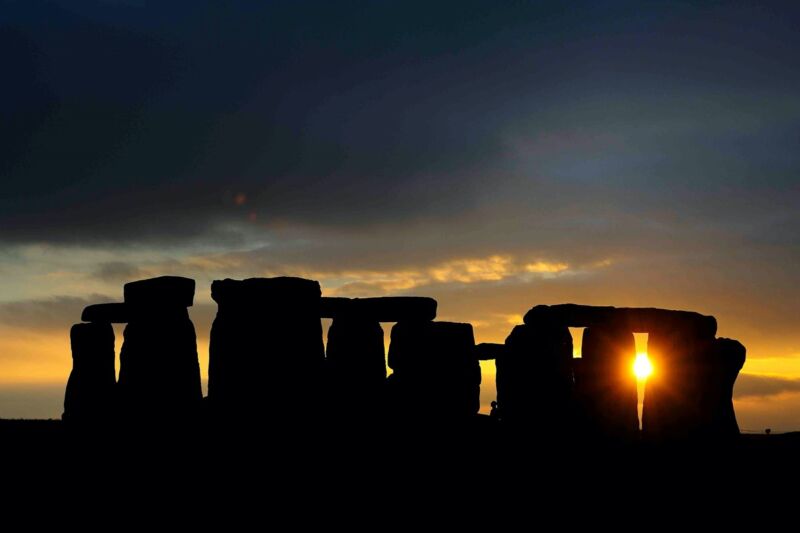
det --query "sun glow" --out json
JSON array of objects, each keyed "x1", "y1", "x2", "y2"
[{"x1": 633, "y1": 352, "x2": 653, "y2": 380}]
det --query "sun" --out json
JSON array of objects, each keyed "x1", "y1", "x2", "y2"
[{"x1": 633, "y1": 352, "x2": 653, "y2": 380}]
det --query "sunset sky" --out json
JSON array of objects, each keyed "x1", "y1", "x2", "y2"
[{"x1": 2, "y1": 1, "x2": 799, "y2": 430}]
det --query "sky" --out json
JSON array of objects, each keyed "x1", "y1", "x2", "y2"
[{"x1": 2, "y1": 0, "x2": 799, "y2": 430}]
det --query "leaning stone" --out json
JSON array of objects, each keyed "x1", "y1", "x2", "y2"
[
  {"x1": 320, "y1": 296, "x2": 437, "y2": 322},
  {"x1": 702, "y1": 338, "x2": 746, "y2": 438},
  {"x1": 124, "y1": 276, "x2": 195, "y2": 308},
  {"x1": 63, "y1": 322, "x2": 116, "y2": 424},
  {"x1": 81, "y1": 302, "x2": 130, "y2": 323}
]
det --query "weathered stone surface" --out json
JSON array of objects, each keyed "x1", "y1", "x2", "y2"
[
  {"x1": 495, "y1": 324, "x2": 573, "y2": 429},
  {"x1": 475, "y1": 342, "x2": 505, "y2": 361},
  {"x1": 124, "y1": 276, "x2": 195, "y2": 308},
  {"x1": 320, "y1": 296, "x2": 437, "y2": 322},
  {"x1": 325, "y1": 318, "x2": 386, "y2": 420},
  {"x1": 523, "y1": 304, "x2": 717, "y2": 337},
  {"x1": 63, "y1": 322, "x2": 116, "y2": 423},
  {"x1": 386, "y1": 321, "x2": 480, "y2": 422},
  {"x1": 208, "y1": 277, "x2": 325, "y2": 421},
  {"x1": 576, "y1": 326, "x2": 639, "y2": 438},
  {"x1": 81, "y1": 303, "x2": 130, "y2": 323}
]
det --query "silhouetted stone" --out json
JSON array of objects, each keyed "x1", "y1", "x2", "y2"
[
  {"x1": 386, "y1": 321, "x2": 479, "y2": 423},
  {"x1": 63, "y1": 322, "x2": 116, "y2": 424},
  {"x1": 320, "y1": 296, "x2": 437, "y2": 322},
  {"x1": 123, "y1": 275, "x2": 195, "y2": 308},
  {"x1": 576, "y1": 325, "x2": 639, "y2": 438},
  {"x1": 496, "y1": 324, "x2": 573, "y2": 431},
  {"x1": 703, "y1": 338, "x2": 746, "y2": 438},
  {"x1": 208, "y1": 277, "x2": 325, "y2": 422},
  {"x1": 81, "y1": 302, "x2": 130, "y2": 323},
  {"x1": 475, "y1": 342, "x2": 505, "y2": 361},
  {"x1": 325, "y1": 317, "x2": 386, "y2": 422},
  {"x1": 117, "y1": 276, "x2": 202, "y2": 422},
  {"x1": 523, "y1": 304, "x2": 717, "y2": 338},
  {"x1": 641, "y1": 328, "x2": 716, "y2": 440}
]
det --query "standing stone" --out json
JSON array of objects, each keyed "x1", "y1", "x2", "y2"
[
  {"x1": 117, "y1": 276, "x2": 202, "y2": 421},
  {"x1": 576, "y1": 325, "x2": 639, "y2": 439},
  {"x1": 63, "y1": 322, "x2": 116, "y2": 424},
  {"x1": 208, "y1": 277, "x2": 325, "y2": 422},
  {"x1": 641, "y1": 327, "x2": 715, "y2": 440},
  {"x1": 703, "y1": 338, "x2": 746, "y2": 438},
  {"x1": 386, "y1": 321, "x2": 480, "y2": 423},
  {"x1": 496, "y1": 324, "x2": 573, "y2": 432},
  {"x1": 325, "y1": 317, "x2": 386, "y2": 422}
]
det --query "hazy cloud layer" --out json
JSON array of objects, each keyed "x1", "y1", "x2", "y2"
[{"x1": 735, "y1": 374, "x2": 800, "y2": 400}]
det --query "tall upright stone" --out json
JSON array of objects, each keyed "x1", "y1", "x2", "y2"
[
  {"x1": 321, "y1": 296, "x2": 437, "y2": 423},
  {"x1": 496, "y1": 323, "x2": 573, "y2": 432},
  {"x1": 702, "y1": 338, "x2": 746, "y2": 438},
  {"x1": 117, "y1": 276, "x2": 202, "y2": 421},
  {"x1": 641, "y1": 326, "x2": 716, "y2": 440},
  {"x1": 576, "y1": 325, "x2": 639, "y2": 438},
  {"x1": 208, "y1": 277, "x2": 325, "y2": 422},
  {"x1": 63, "y1": 322, "x2": 116, "y2": 424},
  {"x1": 386, "y1": 321, "x2": 479, "y2": 423},
  {"x1": 325, "y1": 317, "x2": 386, "y2": 421}
]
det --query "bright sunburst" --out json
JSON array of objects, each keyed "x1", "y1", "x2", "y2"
[{"x1": 633, "y1": 352, "x2": 653, "y2": 380}]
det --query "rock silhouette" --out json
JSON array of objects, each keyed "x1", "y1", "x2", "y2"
[
  {"x1": 387, "y1": 321, "x2": 480, "y2": 423},
  {"x1": 496, "y1": 324, "x2": 573, "y2": 431},
  {"x1": 577, "y1": 325, "x2": 639, "y2": 438},
  {"x1": 208, "y1": 277, "x2": 325, "y2": 422},
  {"x1": 322, "y1": 296, "x2": 437, "y2": 423},
  {"x1": 117, "y1": 276, "x2": 202, "y2": 422},
  {"x1": 63, "y1": 322, "x2": 116, "y2": 424},
  {"x1": 706, "y1": 338, "x2": 746, "y2": 437},
  {"x1": 524, "y1": 304, "x2": 717, "y2": 337},
  {"x1": 475, "y1": 342, "x2": 505, "y2": 361},
  {"x1": 81, "y1": 303, "x2": 130, "y2": 323},
  {"x1": 321, "y1": 296, "x2": 437, "y2": 322},
  {"x1": 64, "y1": 279, "x2": 748, "y2": 442},
  {"x1": 325, "y1": 317, "x2": 386, "y2": 423}
]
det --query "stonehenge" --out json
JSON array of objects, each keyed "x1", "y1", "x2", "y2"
[
  {"x1": 64, "y1": 277, "x2": 747, "y2": 442},
  {"x1": 495, "y1": 304, "x2": 744, "y2": 441}
]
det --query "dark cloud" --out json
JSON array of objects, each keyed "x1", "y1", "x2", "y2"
[
  {"x1": 735, "y1": 374, "x2": 800, "y2": 400},
  {"x1": 2, "y1": 1, "x2": 799, "y2": 247}
]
